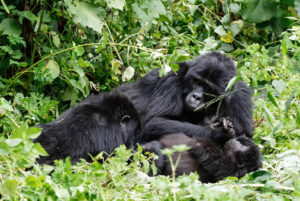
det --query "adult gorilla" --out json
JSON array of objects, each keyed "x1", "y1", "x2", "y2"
[{"x1": 117, "y1": 52, "x2": 253, "y2": 143}]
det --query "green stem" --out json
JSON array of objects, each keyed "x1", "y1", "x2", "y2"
[
  {"x1": 4, "y1": 113, "x2": 20, "y2": 128},
  {"x1": 1, "y1": 0, "x2": 10, "y2": 14}
]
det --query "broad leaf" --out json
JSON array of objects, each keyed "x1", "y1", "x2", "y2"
[
  {"x1": 132, "y1": 0, "x2": 166, "y2": 27},
  {"x1": 272, "y1": 79, "x2": 285, "y2": 95},
  {"x1": 215, "y1": 26, "x2": 226, "y2": 36},
  {"x1": 242, "y1": 0, "x2": 276, "y2": 23},
  {"x1": 0, "y1": 142, "x2": 9, "y2": 155},
  {"x1": 0, "y1": 18, "x2": 22, "y2": 36},
  {"x1": 65, "y1": 0, "x2": 104, "y2": 33},
  {"x1": 27, "y1": 127, "x2": 42, "y2": 139},
  {"x1": 44, "y1": 60, "x2": 60, "y2": 79},
  {"x1": 5, "y1": 139, "x2": 22, "y2": 147},
  {"x1": 105, "y1": 0, "x2": 125, "y2": 10},
  {"x1": 122, "y1": 66, "x2": 135, "y2": 82}
]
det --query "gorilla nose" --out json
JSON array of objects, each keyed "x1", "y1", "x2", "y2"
[{"x1": 192, "y1": 92, "x2": 202, "y2": 101}]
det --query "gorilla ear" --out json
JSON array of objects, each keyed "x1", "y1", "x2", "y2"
[
  {"x1": 120, "y1": 115, "x2": 131, "y2": 127},
  {"x1": 174, "y1": 61, "x2": 190, "y2": 75}
]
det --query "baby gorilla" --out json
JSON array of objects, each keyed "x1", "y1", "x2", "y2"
[
  {"x1": 34, "y1": 91, "x2": 141, "y2": 165},
  {"x1": 143, "y1": 133, "x2": 262, "y2": 183}
]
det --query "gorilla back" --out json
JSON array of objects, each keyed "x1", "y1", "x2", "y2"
[{"x1": 34, "y1": 91, "x2": 141, "y2": 165}]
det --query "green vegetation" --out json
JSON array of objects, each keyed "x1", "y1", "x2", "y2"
[{"x1": 0, "y1": 0, "x2": 299, "y2": 200}]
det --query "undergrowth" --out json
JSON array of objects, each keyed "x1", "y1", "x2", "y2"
[{"x1": 0, "y1": 0, "x2": 299, "y2": 200}]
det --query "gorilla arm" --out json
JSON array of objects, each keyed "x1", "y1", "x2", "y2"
[{"x1": 139, "y1": 117, "x2": 230, "y2": 143}]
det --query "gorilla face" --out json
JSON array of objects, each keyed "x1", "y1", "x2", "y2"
[
  {"x1": 224, "y1": 136, "x2": 262, "y2": 177},
  {"x1": 184, "y1": 85, "x2": 204, "y2": 110},
  {"x1": 183, "y1": 75, "x2": 219, "y2": 112},
  {"x1": 182, "y1": 52, "x2": 238, "y2": 112}
]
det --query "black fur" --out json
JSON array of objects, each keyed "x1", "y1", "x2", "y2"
[
  {"x1": 34, "y1": 91, "x2": 141, "y2": 165},
  {"x1": 117, "y1": 52, "x2": 253, "y2": 143},
  {"x1": 143, "y1": 133, "x2": 262, "y2": 183}
]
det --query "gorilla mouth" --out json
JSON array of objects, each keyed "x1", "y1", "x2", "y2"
[{"x1": 185, "y1": 95, "x2": 201, "y2": 111}]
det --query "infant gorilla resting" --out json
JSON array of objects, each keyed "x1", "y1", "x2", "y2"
[{"x1": 143, "y1": 117, "x2": 262, "y2": 183}]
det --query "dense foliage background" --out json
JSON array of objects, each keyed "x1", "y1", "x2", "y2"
[{"x1": 0, "y1": 0, "x2": 299, "y2": 200}]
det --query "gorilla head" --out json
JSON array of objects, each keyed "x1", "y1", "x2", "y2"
[
  {"x1": 223, "y1": 136, "x2": 262, "y2": 177},
  {"x1": 181, "y1": 52, "x2": 238, "y2": 112}
]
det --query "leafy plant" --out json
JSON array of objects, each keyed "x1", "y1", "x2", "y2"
[{"x1": 0, "y1": 0, "x2": 300, "y2": 200}]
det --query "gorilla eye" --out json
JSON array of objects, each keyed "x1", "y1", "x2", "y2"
[
  {"x1": 120, "y1": 115, "x2": 131, "y2": 125},
  {"x1": 192, "y1": 78, "x2": 203, "y2": 87}
]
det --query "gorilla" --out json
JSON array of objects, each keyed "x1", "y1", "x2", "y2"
[
  {"x1": 34, "y1": 91, "x2": 141, "y2": 165},
  {"x1": 117, "y1": 52, "x2": 253, "y2": 143},
  {"x1": 142, "y1": 133, "x2": 262, "y2": 183}
]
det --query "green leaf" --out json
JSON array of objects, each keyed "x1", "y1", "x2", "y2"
[
  {"x1": 5, "y1": 139, "x2": 22, "y2": 147},
  {"x1": 203, "y1": 37, "x2": 219, "y2": 50},
  {"x1": 105, "y1": 0, "x2": 125, "y2": 10},
  {"x1": 296, "y1": 114, "x2": 300, "y2": 126},
  {"x1": 221, "y1": 14, "x2": 230, "y2": 23},
  {"x1": 22, "y1": 11, "x2": 38, "y2": 23},
  {"x1": 161, "y1": 148, "x2": 175, "y2": 155},
  {"x1": 225, "y1": 76, "x2": 240, "y2": 92},
  {"x1": 267, "y1": 91, "x2": 278, "y2": 109},
  {"x1": 65, "y1": 0, "x2": 104, "y2": 33},
  {"x1": 25, "y1": 176, "x2": 43, "y2": 188},
  {"x1": 215, "y1": 26, "x2": 226, "y2": 36},
  {"x1": 122, "y1": 66, "x2": 135, "y2": 82},
  {"x1": 132, "y1": 0, "x2": 166, "y2": 27},
  {"x1": 173, "y1": 144, "x2": 190, "y2": 152},
  {"x1": 0, "y1": 18, "x2": 22, "y2": 36},
  {"x1": 26, "y1": 127, "x2": 42, "y2": 139},
  {"x1": 272, "y1": 79, "x2": 285, "y2": 95},
  {"x1": 111, "y1": 60, "x2": 122, "y2": 75},
  {"x1": 11, "y1": 127, "x2": 25, "y2": 139},
  {"x1": 51, "y1": 31, "x2": 61, "y2": 48},
  {"x1": 285, "y1": 89, "x2": 297, "y2": 116},
  {"x1": 0, "y1": 98, "x2": 14, "y2": 112},
  {"x1": 55, "y1": 188, "x2": 70, "y2": 200},
  {"x1": 230, "y1": 23, "x2": 240, "y2": 36},
  {"x1": 264, "y1": 106, "x2": 275, "y2": 127},
  {"x1": 250, "y1": 170, "x2": 272, "y2": 182},
  {"x1": 229, "y1": 3, "x2": 240, "y2": 14},
  {"x1": 74, "y1": 66, "x2": 85, "y2": 77},
  {"x1": 74, "y1": 45, "x2": 85, "y2": 56},
  {"x1": 0, "y1": 142, "x2": 10, "y2": 155},
  {"x1": 242, "y1": 0, "x2": 276, "y2": 23},
  {"x1": 272, "y1": 122, "x2": 283, "y2": 134},
  {"x1": 33, "y1": 143, "x2": 48, "y2": 156},
  {"x1": 44, "y1": 60, "x2": 60, "y2": 80},
  {"x1": 0, "y1": 179, "x2": 18, "y2": 198}
]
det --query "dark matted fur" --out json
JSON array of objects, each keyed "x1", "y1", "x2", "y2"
[
  {"x1": 117, "y1": 52, "x2": 253, "y2": 143},
  {"x1": 34, "y1": 91, "x2": 141, "y2": 165},
  {"x1": 143, "y1": 134, "x2": 262, "y2": 183}
]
